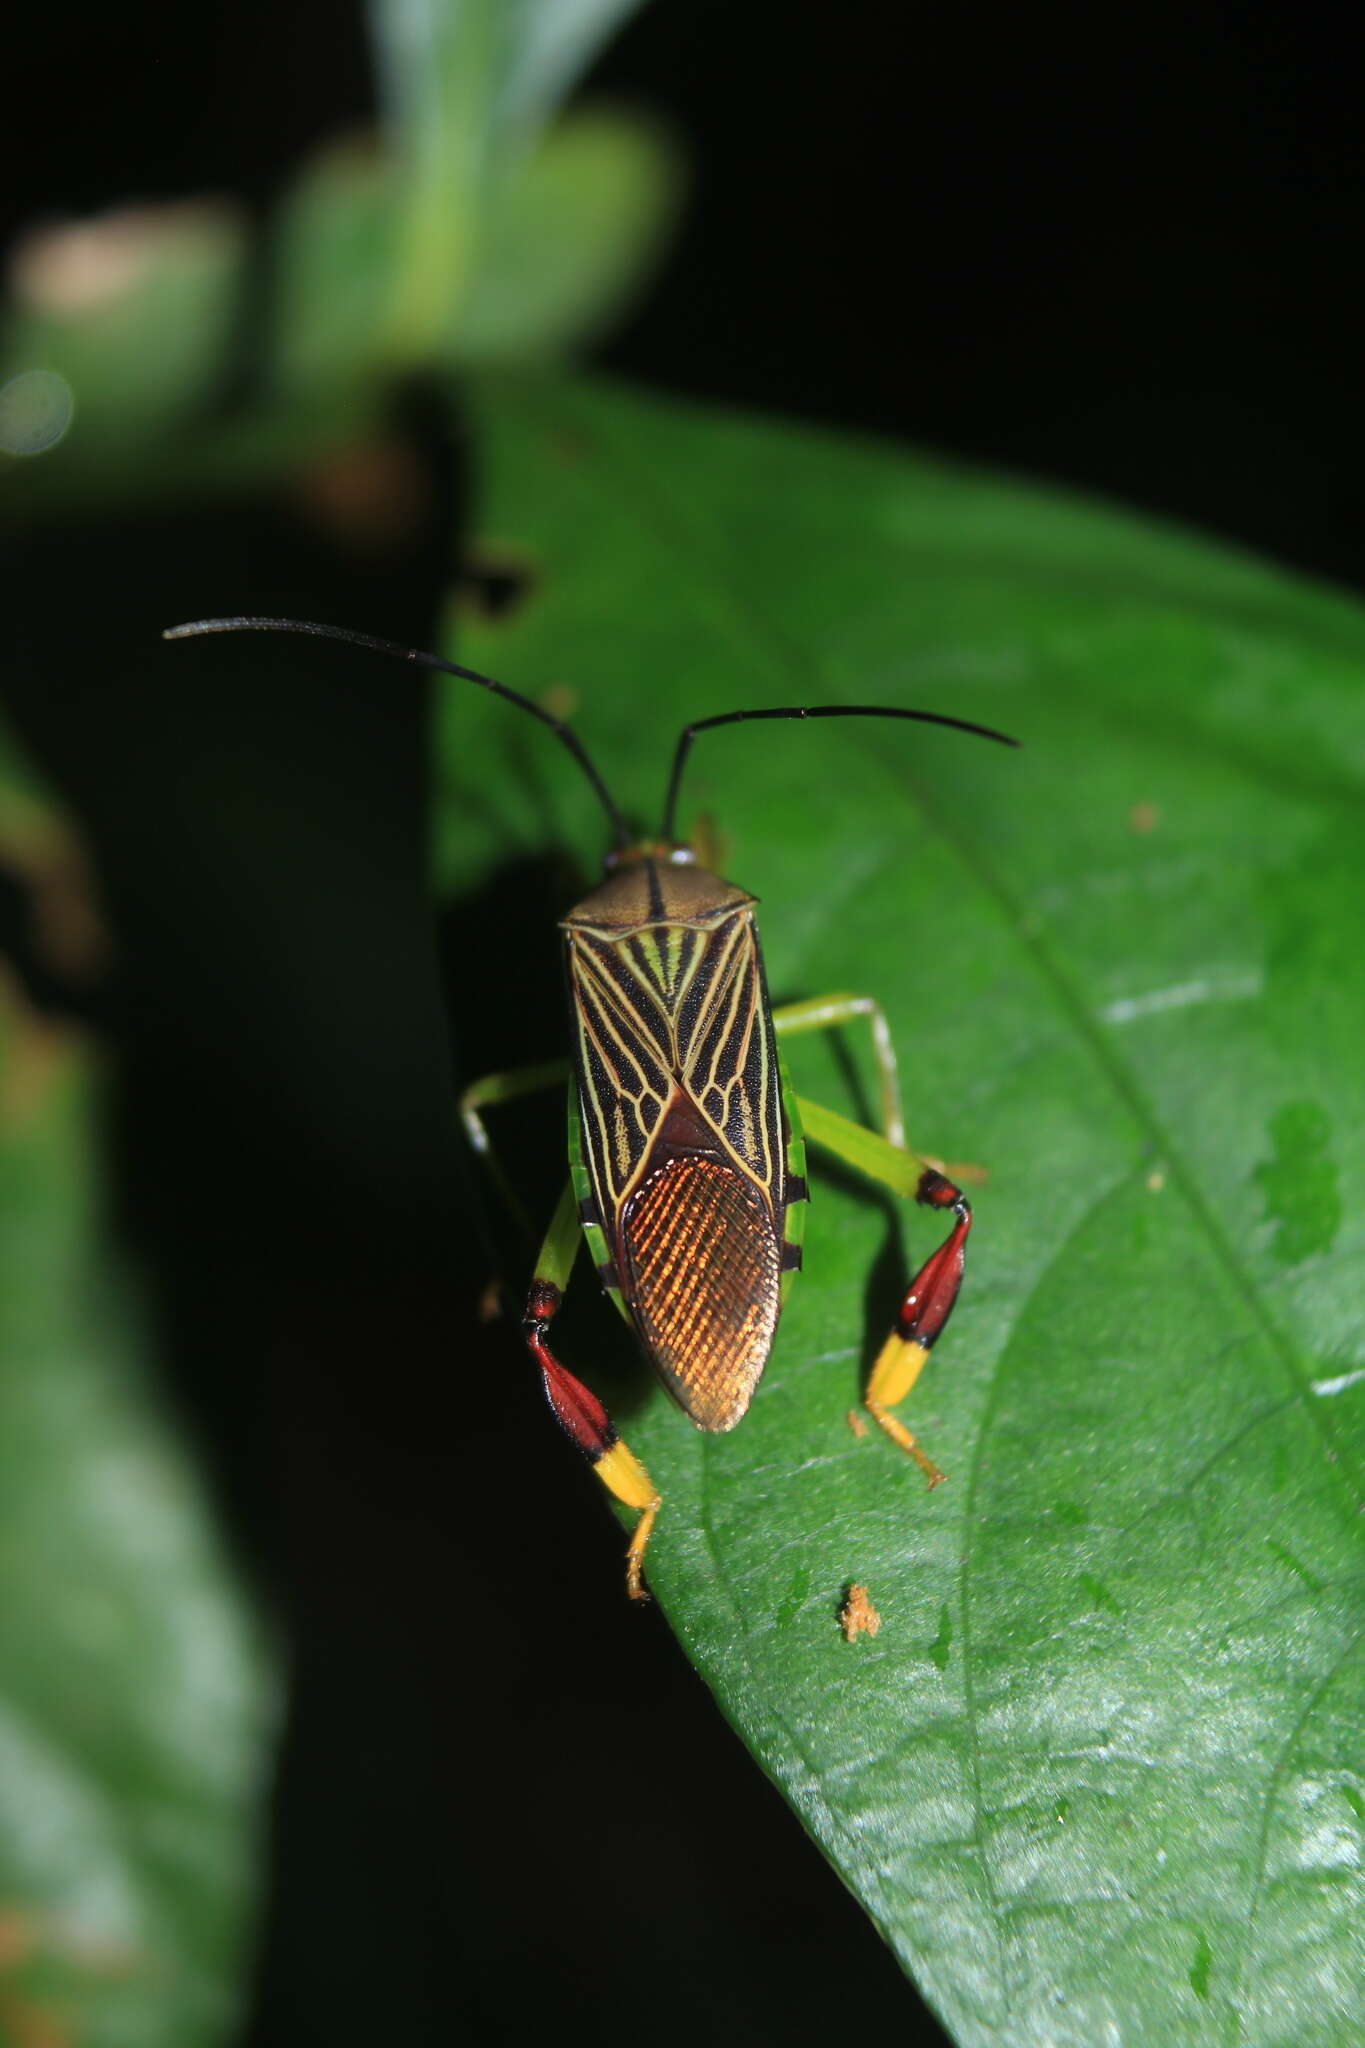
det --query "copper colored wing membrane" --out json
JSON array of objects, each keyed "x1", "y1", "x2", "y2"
[{"x1": 620, "y1": 1154, "x2": 781, "y2": 1432}]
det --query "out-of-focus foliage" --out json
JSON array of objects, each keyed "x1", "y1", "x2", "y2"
[
  {"x1": 0, "y1": 5, "x2": 669, "y2": 2042},
  {"x1": 0, "y1": 744, "x2": 274, "y2": 2048},
  {"x1": 0, "y1": 0, "x2": 676, "y2": 511}
]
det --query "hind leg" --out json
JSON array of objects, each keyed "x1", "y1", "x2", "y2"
[
  {"x1": 524, "y1": 1181, "x2": 662, "y2": 1599},
  {"x1": 794, "y1": 1095, "x2": 973, "y2": 1486}
]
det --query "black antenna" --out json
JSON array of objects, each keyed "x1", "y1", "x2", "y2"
[
  {"x1": 163, "y1": 616, "x2": 632, "y2": 850},
  {"x1": 661, "y1": 703, "x2": 1020, "y2": 844}
]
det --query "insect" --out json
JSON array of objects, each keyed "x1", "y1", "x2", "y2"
[{"x1": 165, "y1": 615, "x2": 1018, "y2": 1599}]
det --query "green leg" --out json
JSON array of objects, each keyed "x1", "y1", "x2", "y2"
[
  {"x1": 459, "y1": 1058, "x2": 569, "y2": 1231},
  {"x1": 775, "y1": 993, "x2": 985, "y2": 1183},
  {"x1": 524, "y1": 1180, "x2": 662, "y2": 1600},
  {"x1": 796, "y1": 1094, "x2": 972, "y2": 1487},
  {"x1": 773, "y1": 994, "x2": 904, "y2": 1146},
  {"x1": 460, "y1": 1057, "x2": 569, "y2": 1161}
]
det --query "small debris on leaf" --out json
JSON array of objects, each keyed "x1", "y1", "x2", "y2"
[{"x1": 840, "y1": 1584, "x2": 881, "y2": 1641}]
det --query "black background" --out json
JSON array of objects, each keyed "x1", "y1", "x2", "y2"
[{"x1": 2, "y1": 4, "x2": 1361, "y2": 2043}]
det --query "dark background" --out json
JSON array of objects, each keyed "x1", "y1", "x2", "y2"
[{"x1": 2, "y1": 4, "x2": 1361, "y2": 2043}]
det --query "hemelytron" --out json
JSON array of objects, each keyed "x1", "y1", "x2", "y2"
[{"x1": 165, "y1": 614, "x2": 1018, "y2": 1598}]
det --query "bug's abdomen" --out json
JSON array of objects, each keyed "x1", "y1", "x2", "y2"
[{"x1": 621, "y1": 1153, "x2": 781, "y2": 1432}]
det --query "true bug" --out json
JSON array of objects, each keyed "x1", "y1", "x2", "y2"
[{"x1": 166, "y1": 616, "x2": 1018, "y2": 1598}]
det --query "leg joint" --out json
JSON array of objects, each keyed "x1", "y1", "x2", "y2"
[
  {"x1": 524, "y1": 1277, "x2": 562, "y2": 1331},
  {"x1": 916, "y1": 1166, "x2": 969, "y2": 1219}
]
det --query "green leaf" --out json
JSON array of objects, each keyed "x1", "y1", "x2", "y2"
[
  {"x1": 483, "y1": 0, "x2": 653, "y2": 139},
  {"x1": 0, "y1": 752, "x2": 274, "y2": 2044},
  {"x1": 272, "y1": 109, "x2": 679, "y2": 390},
  {"x1": 435, "y1": 376, "x2": 1365, "y2": 2045},
  {"x1": 452, "y1": 108, "x2": 681, "y2": 362},
  {"x1": 271, "y1": 137, "x2": 400, "y2": 398},
  {"x1": 367, "y1": 0, "x2": 648, "y2": 153},
  {"x1": 1, "y1": 8, "x2": 672, "y2": 519},
  {"x1": 366, "y1": 0, "x2": 652, "y2": 357},
  {"x1": 1, "y1": 204, "x2": 245, "y2": 454},
  {"x1": 0, "y1": 202, "x2": 370, "y2": 516}
]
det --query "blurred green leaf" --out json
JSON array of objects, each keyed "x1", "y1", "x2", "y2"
[
  {"x1": 271, "y1": 136, "x2": 397, "y2": 398},
  {"x1": 367, "y1": 0, "x2": 652, "y2": 356},
  {"x1": 0, "y1": 749, "x2": 274, "y2": 2047},
  {"x1": 452, "y1": 108, "x2": 681, "y2": 361},
  {"x1": 273, "y1": 108, "x2": 679, "y2": 392},
  {"x1": 367, "y1": 0, "x2": 648, "y2": 156},
  {"x1": 435, "y1": 376, "x2": 1365, "y2": 2046},
  {"x1": 2, "y1": 0, "x2": 671, "y2": 511},
  {"x1": 1, "y1": 204, "x2": 245, "y2": 454},
  {"x1": 368, "y1": 0, "x2": 500, "y2": 351},
  {"x1": 0, "y1": 197, "x2": 366, "y2": 513},
  {"x1": 484, "y1": 0, "x2": 653, "y2": 138}
]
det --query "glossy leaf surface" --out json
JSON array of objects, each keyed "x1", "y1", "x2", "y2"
[{"x1": 435, "y1": 377, "x2": 1365, "y2": 2046}]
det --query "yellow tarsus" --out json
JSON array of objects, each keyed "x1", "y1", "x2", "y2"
[
  {"x1": 594, "y1": 1440, "x2": 663, "y2": 1600},
  {"x1": 625, "y1": 1498, "x2": 661, "y2": 1601},
  {"x1": 866, "y1": 1401, "x2": 946, "y2": 1487},
  {"x1": 865, "y1": 1334, "x2": 944, "y2": 1485}
]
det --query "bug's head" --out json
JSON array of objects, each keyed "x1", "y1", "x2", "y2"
[{"x1": 602, "y1": 838, "x2": 696, "y2": 875}]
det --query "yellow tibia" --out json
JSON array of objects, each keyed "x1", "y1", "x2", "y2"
[
  {"x1": 595, "y1": 1440, "x2": 660, "y2": 1513},
  {"x1": 867, "y1": 1331, "x2": 931, "y2": 1408},
  {"x1": 865, "y1": 1333, "x2": 943, "y2": 1486}
]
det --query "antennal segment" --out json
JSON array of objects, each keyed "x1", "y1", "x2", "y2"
[
  {"x1": 661, "y1": 703, "x2": 1019, "y2": 845},
  {"x1": 164, "y1": 615, "x2": 631, "y2": 850}
]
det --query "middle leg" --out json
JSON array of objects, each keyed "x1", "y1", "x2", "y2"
[
  {"x1": 774, "y1": 993, "x2": 985, "y2": 1182},
  {"x1": 773, "y1": 993, "x2": 905, "y2": 1146}
]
